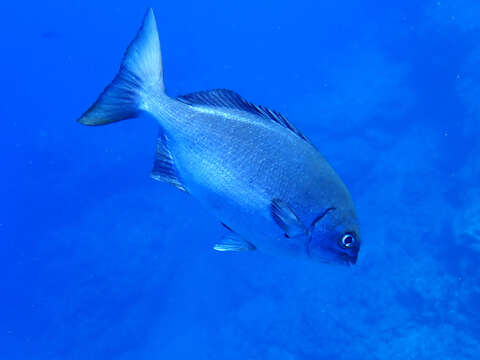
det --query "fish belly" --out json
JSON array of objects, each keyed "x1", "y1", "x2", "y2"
[{"x1": 163, "y1": 110, "x2": 331, "y2": 243}]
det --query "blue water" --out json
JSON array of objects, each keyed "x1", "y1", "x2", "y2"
[{"x1": 2, "y1": 1, "x2": 480, "y2": 359}]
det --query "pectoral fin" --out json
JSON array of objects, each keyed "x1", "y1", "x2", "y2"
[{"x1": 271, "y1": 198, "x2": 308, "y2": 238}]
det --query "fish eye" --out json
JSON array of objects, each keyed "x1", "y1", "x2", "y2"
[{"x1": 340, "y1": 233, "x2": 356, "y2": 248}]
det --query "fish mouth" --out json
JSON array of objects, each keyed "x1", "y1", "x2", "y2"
[
  {"x1": 346, "y1": 258, "x2": 357, "y2": 266},
  {"x1": 313, "y1": 256, "x2": 355, "y2": 266},
  {"x1": 342, "y1": 253, "x2": 358, "y2": 265},
  {"x1": 306, "y1": 243, "x2": 358, "y2": 266},
  {"x1": 336, "y1": 250, "x2": 359, "y2": 266}
]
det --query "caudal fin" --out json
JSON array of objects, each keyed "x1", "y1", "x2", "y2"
[{"x1": 77, "y1": 8, "x2": 164, "y2": 126}]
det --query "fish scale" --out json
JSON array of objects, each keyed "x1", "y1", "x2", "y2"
[{"x1": 77, "y1": 8, "x2": 361, "y2": 264}]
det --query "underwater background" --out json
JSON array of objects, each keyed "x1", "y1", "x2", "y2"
[{"x1": 2, "y1": 0, "x2": 480, "y2": 359}]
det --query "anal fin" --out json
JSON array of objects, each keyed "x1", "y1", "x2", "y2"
[
  {"x1": 214, "y1": 230, "x2": 256, "y2": 252},
  {"x1": 150, "y1": 131, "x2": 187, "y2": 192}
]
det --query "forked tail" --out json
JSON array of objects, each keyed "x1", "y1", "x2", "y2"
[{"x1": 77, "y1": 8, "x2": 164, "y2": 126}]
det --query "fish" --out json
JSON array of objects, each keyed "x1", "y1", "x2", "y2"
[{"x1": 77, "y1": 8, "x2": 361, "y2": 265}]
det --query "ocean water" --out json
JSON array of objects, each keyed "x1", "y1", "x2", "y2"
[{"x1": 2, "y1": 0, "x2": 480, "y2": 359}]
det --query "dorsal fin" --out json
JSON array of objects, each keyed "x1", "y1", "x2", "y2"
[
  {"x1": 177, "y1": 89, "x2": 311, "y2": 144},
  {"x1": 150, "y1": 131, "x2": 188, "y2": 193}
]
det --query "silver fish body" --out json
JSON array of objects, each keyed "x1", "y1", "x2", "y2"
[{"x1": 78, "y1": 9, "x2": 361, "y2": 264}]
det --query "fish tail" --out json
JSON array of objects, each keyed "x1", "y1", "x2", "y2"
[{"x1": 77, "y1": 8, "x2": 164, "y2": 126}]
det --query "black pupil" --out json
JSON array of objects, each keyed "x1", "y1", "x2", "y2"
[{"x1": 344, "y1": 235, "x2": 353, "y2": 245}]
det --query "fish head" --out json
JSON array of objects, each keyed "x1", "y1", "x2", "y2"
[{"x1": 307, "y1": 206, "x2": 361, "y2": 265}]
